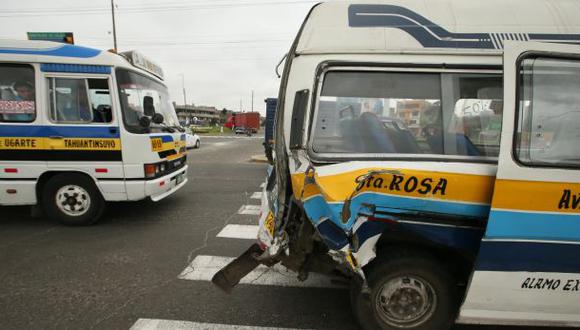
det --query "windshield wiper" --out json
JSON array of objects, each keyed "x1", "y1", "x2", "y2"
[
  {"x1": 151, "y1": 123, "x2": 175, "y2": 133},
  {"x1": 170, "y1": 125, "x2": 185, "y2": 132}
]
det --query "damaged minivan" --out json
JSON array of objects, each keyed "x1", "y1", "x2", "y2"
[{"x1": 213, "y1": 1, "x2": 580, "y2": 329}]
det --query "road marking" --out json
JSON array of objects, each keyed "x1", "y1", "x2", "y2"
[
  {"x1": 217, "y1": 224, "x2": 258, "y2": 240},
  {"x1": 237, "y1": 204, "x2": 261, "y2": 215},
  {"x1": 250, "y1": 192, "x2": 262, "y2": 199},
  {"x1": 178, "y1": 255, "x2": 341, "y2": 289},
  {"x1": 130, "y1": 318, "x2": 304, "y2": 330},
  {"x1": 201, "y1": 135, "x2": 263, "y2": 139}
]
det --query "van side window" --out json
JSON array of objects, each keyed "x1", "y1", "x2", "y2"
[
  {"x1": 48, "y1": 78, "x2": 112, "y2": 124},
  {"x1": 516, "y1": 57, "x2": 580, "y2": 167},
  {"x1": 0, "y1": 64, "x2": 36, "y2": 123},
  {"x1": 311, "y1": 70, "x2": 502, "y2": 158}
]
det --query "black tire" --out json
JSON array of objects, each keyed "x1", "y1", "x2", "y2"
[
  {"x1": 352, "y1": 250, "x2": 457, "y2": 330},
  {"x1": 195, "y1": 139, "x2": 201, "y2": 148},
  {"x1": 41, "y1": 173, "x2": 105, "y2": 226}
]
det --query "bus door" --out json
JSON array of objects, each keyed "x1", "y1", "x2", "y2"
[
  {"x1": 43, "y1": 68, "x2": 124, "y2": 184},
  {"x1": 459, "y1": 41, "x2": 580, "y2": 326}
]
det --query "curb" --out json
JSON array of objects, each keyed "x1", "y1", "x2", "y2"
[{"x1": 250, "y1": 155, "x2": 269, "y2": 164}]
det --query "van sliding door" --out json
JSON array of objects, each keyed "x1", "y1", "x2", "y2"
[{"x1": 459, "y1": 41, "x2": 580, "y2": 326}]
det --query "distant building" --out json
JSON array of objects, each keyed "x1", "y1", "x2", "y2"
[{"x1": 174, "y1": 103, "x2": 220, "y2": 125}]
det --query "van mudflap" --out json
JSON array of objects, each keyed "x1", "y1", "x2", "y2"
[{"x1": 211, "y1": 243, "x2": 263, "y2": 293}]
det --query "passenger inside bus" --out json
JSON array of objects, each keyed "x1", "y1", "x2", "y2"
[{"x1": 14, "y1": 80, "x2": 34, "y2": 102}]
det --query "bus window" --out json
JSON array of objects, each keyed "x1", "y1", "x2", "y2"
[
  {"x1": 48, "y1": 78, "x2": 92, "y2": 123},
  {"x1": 88, "y1": 79, "x2": 113, "y2": 123},
  {"x1": 311, "y1": 70, "x2": 502, "y2": 158},
  {"x1": 0, "y1": 64, "x2": 36, "y2": 123}
]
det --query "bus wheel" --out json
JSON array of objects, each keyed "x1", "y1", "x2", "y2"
[
  {"x1": 195, "y1": 139, "x2": 201, "y2": 148},
  {"x1": 352, "y1": 251, "x2": 457, "y2": 330},
  {"x1": 41, "y1": 173, "x2": 105, "y2": 226}
]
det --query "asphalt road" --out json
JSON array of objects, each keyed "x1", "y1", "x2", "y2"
[{"x1": 0, "y1": 136, "x2": 566, "y2": 330}]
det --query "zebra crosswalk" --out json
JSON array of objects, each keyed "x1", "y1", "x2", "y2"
[{"x1": 130, "y1": 186, "x2": 341, "y2": 329}]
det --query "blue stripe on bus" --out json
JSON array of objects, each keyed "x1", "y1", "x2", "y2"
[
  {"x1": 303, "y1": 192, "x2": 488, "y2": 231},
  {"x1": 346, "y1": 193, "x2": 489, "y2": 224},
  {"x1": 0, "y1": 125, "x2": 119, "y2": 138},
  {"x1": 153, "y1": 135, "x2": 173, "y2": 143},
  {"x1": 476, "y1": 240, "x2": 580, "y2": 273},
  {"x1": 486, "y1": 210, "x2": 580, "y2": 242},
  {"x1": 0, "y1": 44, "x2": 101, "y2": 58},
  {"x1": 41, "y1": 63, "x2": 111, "y2": 74}
]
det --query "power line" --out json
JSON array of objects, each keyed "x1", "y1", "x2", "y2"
[{"x1": 0, "y1": 0, "x2": 318, "y2": 17}]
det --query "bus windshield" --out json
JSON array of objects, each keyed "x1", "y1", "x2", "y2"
[{"x1": 116, "y1": 68, "x2": 180, "y2": 133}]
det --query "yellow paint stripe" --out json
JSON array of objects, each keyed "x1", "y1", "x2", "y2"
[
  {"x1": 293, "y1": 168, "x2": 495, "y2": 204},
  {"x1": 152, "y1": 140, "x2": 186, "y2": 153},
  {"x1": 0, "y1": 137, "x2": 121, "y2": 151},
  {"x1": 492, "y1": 179, "x2": 580, "y2": 214}
]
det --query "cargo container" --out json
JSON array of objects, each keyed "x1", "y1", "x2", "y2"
[{"x1": 224, "y1": 112, "x2": 260, "y2": 134}]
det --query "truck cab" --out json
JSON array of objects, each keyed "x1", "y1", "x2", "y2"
[{"x1": 213, "y1": 1, "x2": 580, "y2": 329}]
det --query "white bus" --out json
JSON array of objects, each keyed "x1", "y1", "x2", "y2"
[{"x1": 0, "y1": 40, "x2": 188, "y2": 225}]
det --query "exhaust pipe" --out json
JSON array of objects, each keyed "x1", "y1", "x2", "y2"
[{"x1": 211, "y1": 243, "x2": 263, "y2": 293}]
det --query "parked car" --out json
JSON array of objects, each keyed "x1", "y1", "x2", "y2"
[
  {"x1": 186, "y1": 132, "x2": 200, "y2": 149},
  {"x1": 234, "y1": 127, "x2": 250, "y2": 135}
]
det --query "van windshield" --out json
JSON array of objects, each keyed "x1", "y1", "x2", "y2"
[
  {"x1": 312, "y1": 71, "x2": 503, "y2": 158},
  {"x1": 116, "y1": 69, "x2": 180, "y2": 133}
]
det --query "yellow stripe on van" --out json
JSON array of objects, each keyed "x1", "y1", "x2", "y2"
[
  {"x1": 492, "y1": 179, "x2": 580, "y2": 214},
  {"x1": 292, "y1": 168, "x2": 494, "y2": 205},
  {"x1": 0, "y1": 137, "x2": 121, "y2": 151},
  {"x1": 151, "y1": 139, "x2": 186, "y2": 153}
]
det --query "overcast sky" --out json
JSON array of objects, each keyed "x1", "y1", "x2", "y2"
[{"x1": 0, "y1": 0, "x2": 320, "y2": 115}]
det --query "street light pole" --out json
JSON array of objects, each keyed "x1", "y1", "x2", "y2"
[
  {"x1": 251, "y1": 90, "x2": 254, "y2": 112},
  {"x1": 111, "y1": 0, "x2": 118, "y2": 51},
  {"x1": 179, "y1": 74, "x2": 187, "y2": 105}
]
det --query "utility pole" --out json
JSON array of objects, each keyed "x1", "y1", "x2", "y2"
[
  {"x1": 111, "y1": 0, "x2": 118, "y2": 51},
  {"x1": 179, "y1": 74, "x2": 187, "y2": 105},
  {"x1": 239, "y1": 99, "x2": 242, "y2": 112},
  {"x1": 251, "y1": 90, "x2": 254, "y2": 112}
]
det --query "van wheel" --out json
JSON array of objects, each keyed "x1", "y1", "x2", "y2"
[
  {"x1": 195, "y1": 140, "x2": 201, "y2": 148},
  {"x1": 41, "y1": 173, "x2": 105, "y2": 226},
  {"x1": 352, "y1": 251, "x2": 457, "y2": 330}
]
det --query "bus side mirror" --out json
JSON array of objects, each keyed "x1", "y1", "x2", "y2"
[
  {"x1": 143, "y1": 96, "x2": 155, "y2": 116},
  {"x1": 139, "y1": 116, "x2": 151, "y2": 128},
  {"x1": 152, "y1": 113, "x2": 164, "y2": 124}
]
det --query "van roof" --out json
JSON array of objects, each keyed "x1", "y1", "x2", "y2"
[{"x1": 296, "y1": 0, "x2": 580, "y2": 54}]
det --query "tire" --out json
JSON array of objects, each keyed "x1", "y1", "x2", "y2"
[
  {"x1": 195, "y1": 139, "x2": 201, "y2": 148},
  {"x1": 41, "y1": 173, "x2": 105, "y2": 226},
  {"x1": 352, "y1": 250, "x2": 457, "y2": 330}
]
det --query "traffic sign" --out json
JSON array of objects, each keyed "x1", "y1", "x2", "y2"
[{"x1": 27, "y1": 32, "x2": 74, "y2": 44}]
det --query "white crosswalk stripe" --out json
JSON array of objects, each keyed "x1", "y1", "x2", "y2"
[
  {"x1": 130, "y1": 319, "x2": 305, "y2": 330},
  {"x1": 237, "y1": 204, "x2": 261, "y2": 215},
  {"x1": 250, "y1": 192, "x2": 262, "y2": 199},
  {"x1": 216, "y1": 224, "x2": 258, "y2": 240},
  {"x1": 178, "y1": 255, "x2": 342, "y2": 289}
]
